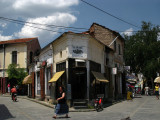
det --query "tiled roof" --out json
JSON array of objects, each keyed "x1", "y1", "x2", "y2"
[
  {"x1": 90, "y1": 23, "x2": 124, "y2": 41},
  {"x1": 0, "y1": 37, "x2": 38, "y2": 45}
]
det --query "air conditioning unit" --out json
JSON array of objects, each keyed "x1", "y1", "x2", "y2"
[{"x1": 37, "y1": 62, "x2": 42, "y2": 68}]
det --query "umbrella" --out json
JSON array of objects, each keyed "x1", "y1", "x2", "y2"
[{"x1": 154, "y1": 77, "x2": 160, "y2": 83}]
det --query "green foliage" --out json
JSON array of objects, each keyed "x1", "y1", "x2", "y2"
[
  {"x1": 7, "y1": 64, "x2": 27, "y2": 85},
  {"x1": 124, "y1": 21, "x2": 160, "y2": 80}
]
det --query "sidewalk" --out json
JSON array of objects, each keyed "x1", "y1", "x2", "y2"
[
  {"x1": 1, "y1": 93, "x2": 95, "y2": 112},
  {"x1": 1, "y1": 93, "x2": 125, "y2": 112}
]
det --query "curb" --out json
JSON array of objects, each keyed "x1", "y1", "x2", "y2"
[{"x1": 1, "y1": 94, "x2": 95, "y2": 112}]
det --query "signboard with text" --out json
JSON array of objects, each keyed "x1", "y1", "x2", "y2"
[{"x1": 70, "y1": 45, "x2": 87, "y2": 58}]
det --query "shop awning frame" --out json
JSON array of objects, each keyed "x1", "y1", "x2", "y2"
[
  {"x1": 91, "y1": 71, "x2": 109, "y2": 83},
  {"x1": 48, "y1": 71, "x2": 65, "y2": 83},
  {"x1": 22, "y1": 75, "x2": 32, "y2": 84}
]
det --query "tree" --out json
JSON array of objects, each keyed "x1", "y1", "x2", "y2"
[
  {"x1": 7, "y1": 64, "x2": 27, "y2": 86},
  {"x1": 124, "y1": 21, "x2": 160, "y2": 87}
]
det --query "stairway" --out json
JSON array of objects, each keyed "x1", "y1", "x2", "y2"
[{"x1": 73, "y1": 100, "x2": 88, "y2": 109}]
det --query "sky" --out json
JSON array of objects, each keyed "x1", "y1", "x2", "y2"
[{"x1": 0, "y1": 0, "x2": 159, "y2": 48}]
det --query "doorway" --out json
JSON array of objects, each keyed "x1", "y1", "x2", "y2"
[{"x1": 72, "y1": 67, "x2": 87, "y2": 99}]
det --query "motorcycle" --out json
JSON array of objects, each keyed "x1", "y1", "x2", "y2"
[
  {"x1": 12, "y1": 93, "x2": 17, "y2": 102},
  {"x1": 94, "y1": 97, "x2": 103, "y2": 112}
]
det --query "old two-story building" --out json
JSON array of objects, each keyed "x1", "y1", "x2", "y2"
[
  {"x1": 29, "y1": 43, "x2": 53, "y2": 100},
  {"x1": 88, "y1": 23, "x2": 125, "y2": 100},
  {"x1": 49, "y1": 32, "x2": 110, "y2": 105},
  {"x1": 28, "y1": 23, "x2": 125, "y2": 106},
  {"x1": 0, "y1": 38, "x2": 41, "y2": 94}
]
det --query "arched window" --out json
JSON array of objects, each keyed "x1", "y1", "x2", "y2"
[{"x1": 12, "y1": 51, "x2": 17, "y2": 64}]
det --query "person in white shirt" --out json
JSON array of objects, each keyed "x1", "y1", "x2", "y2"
[{"x1": 144, "y1": 86, "x2": 149, "y2": 96}]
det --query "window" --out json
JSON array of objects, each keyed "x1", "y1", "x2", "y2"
[
  {"x1": 30, "y1": 52, "x2": 33, "y2": 64},
  {"x1": 12, "y1": 51, "x2": 17, "y2": 64},
  {"x1": 118, "y1": 44, "x2": 121, "y2": 55},
  {"x1": 114, "y1": 41, "x2": 117, "y2": 51},
  {"x1": 37, "y1": 72, "x2": 40, "y2": 95},
  {"x1": 60, "y1": 51, "x2": 62, "y2": 58},
  {"x1": 56, "y1": 62, "x2": 66, "y2": 72}
]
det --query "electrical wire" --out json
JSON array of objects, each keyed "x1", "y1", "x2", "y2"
[
  {"x1": 80, "y1": 0, "x2": 140, "y2": 29},
  {"x1": 0, "y1": 16, "x2": 157, "y2": 34},
  {"x1": 0, "y1": 17, "x2": 87, "y2": 33}
]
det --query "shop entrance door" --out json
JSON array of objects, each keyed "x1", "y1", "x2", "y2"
[{"x1": 72, "y1": 67, "x2": 87, "y2": 99}]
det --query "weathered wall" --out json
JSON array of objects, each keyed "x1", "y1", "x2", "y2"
[
  {"x1": 4, "y1": 43, "x2": 27, "y2": 69},
  {"x1": 88, "y1": 36, "x2": 105, "y2": 72},
  {"x1": 52, "y1": 35, "x2": 68, "y2": 73}
]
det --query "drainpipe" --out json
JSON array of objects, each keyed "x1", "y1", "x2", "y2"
[{"x1": 3, "y1": 44, "x2": 5, "y2": 94}]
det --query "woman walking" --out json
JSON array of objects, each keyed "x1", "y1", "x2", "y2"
[
  {"x1": 154, "y1": 84, "x2": 159, "y2": 100},
  {"x1": 53, "y1": 86, "x2": 69, "y2": 119}
]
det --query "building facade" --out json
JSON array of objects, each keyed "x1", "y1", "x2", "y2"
[
  {"x1": 88, "y1": 23, "x2": 125, "y2": 100},
  {"x1": 48, "y1": 32, "x2": 110, "y2": 105},
  {"x1": 0, "y1": 38, "x2": 41, "y2": 94},
  {"x1": 28, "y1": 43, "x2": 53, "y2": 100}
]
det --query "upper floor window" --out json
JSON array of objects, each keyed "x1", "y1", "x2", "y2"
[
  {"x1": 12, "y1": 51, "x2": 17, "y2": 64},
  {"x1": 30, "y1": 52, "x2": 33, "y2": 64},
  {"x1": 60, "y1": 51, "x2": 62, "y2": 58},
  {"x1": 114, "y1": 41, "x2": 117, "y2": 51},
  {"x1": 118, "y1": 44, "x2": 121, "y2": 55}
]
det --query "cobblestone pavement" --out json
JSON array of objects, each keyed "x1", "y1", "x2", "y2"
[{"x1": 0, "y1": 95, "x2": 160, "y2": 120}]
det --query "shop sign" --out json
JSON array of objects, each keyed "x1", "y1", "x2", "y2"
[
  {"x1": 112, "y1": 67, "x2": 117, "y2": 74},
  {"x1": 71, "y1": 46, "x2": 87, "y2": 58}
]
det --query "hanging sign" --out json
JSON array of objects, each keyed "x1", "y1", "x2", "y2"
[{"x1": 112, "y1": 68, "x2": 117, "y2": 74}]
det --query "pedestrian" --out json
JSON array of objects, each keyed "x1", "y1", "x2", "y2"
[
  {"x1": 53, "y1": 86, "x2": 69, "y2": 119},
  {"x1": 154, "y1": 84, "x2": 159, "y2": 100},
  {"x1": 11, "y1": 86, "x2": 17, "y2": 100},
  {"x1": 144, "y1": 86, "x2": 149, "y2": 96},
  {"x1": 7, "y1": 83, "x2": 11, "y2": 94}
]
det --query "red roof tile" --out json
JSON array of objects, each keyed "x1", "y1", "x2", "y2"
[{"x1": 0, "y1": 37, "x2": 38, "y2": 45}]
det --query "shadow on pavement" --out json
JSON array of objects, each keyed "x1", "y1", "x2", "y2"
[
  {"x1": 0, "y1": 104, "x2": 15, "y2": 120},
  {"x1": 55, "y1": 116, "x2": 71, "y2": 119}
]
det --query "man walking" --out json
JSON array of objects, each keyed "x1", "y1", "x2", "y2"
[{"x1": 144, "y1": 86, "x2": 149, "y2": 96}]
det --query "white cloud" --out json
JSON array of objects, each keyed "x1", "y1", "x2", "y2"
[
  {"x1": 0, "y1": 31, "x2": 13, "y2": 41},
  {"x1": 15, "y1": 13, "x2": 77, "y2": 47},
  {"x1": 123, "y1": 28, "x2": 133, "y2": 36},
  {"x1": 0, "y1": 22, "x2": 7, "y2": 28},
  {"x1": 0, "y1": 0, "x2": 79, "y2": 18},
  {"x1": 0, "y1": 0, "x2": 79, "y2": 46}
]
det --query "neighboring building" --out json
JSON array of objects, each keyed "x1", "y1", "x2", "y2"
[
  {"x1": 32, "y1": 43, "x2": 53, "y2": 100},
  {"x1": 0, "y1": 38, "x2": 41, "y2": 94},
  {"x1": 88, "y1": 23, "x2": 125, "y2": 99}
]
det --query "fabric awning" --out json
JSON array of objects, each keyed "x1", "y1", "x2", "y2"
[
  {"x1": 22, "y1": 75, "x2": 32, "y2": 84},
  {"x1": 154, "y1": 77, "x2": 160, "y2": 83},
  {"x1": 48, "y1": 71, "x2": 65, "y2": 83},
  {"x1": 92, "y1": 71, "x2": 109, "y2": 83}
]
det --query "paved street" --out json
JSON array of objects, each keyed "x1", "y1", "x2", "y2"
[{"x1": 0, "y1": 95, "x2": 160, "y2": 120}]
